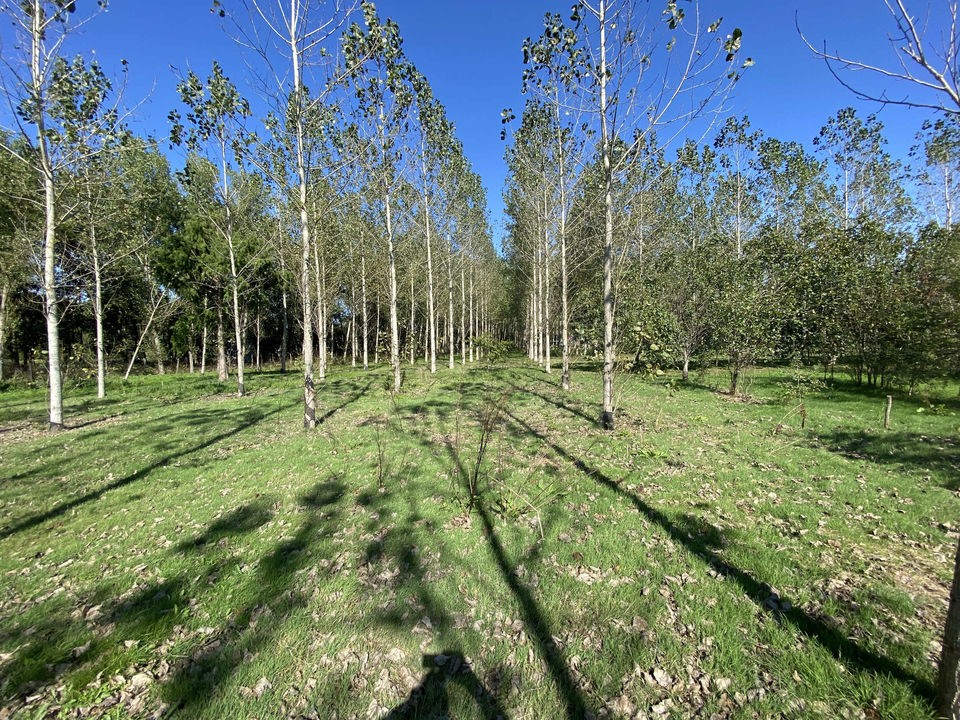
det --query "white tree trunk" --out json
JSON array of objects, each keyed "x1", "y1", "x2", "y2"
[
  {"x1": 30, "y1": 1, "x2": 64, "y2": 430},
  {"x1": 425, "y1": 197, "x2": 437, "y2": 374},
  {"x1": 89, "y1": 211, "x2": 107, "y2": 399},
  {"x1": 362, "y1": 254, "x2": 369, "y2": 370},
  {"x1": 0, "y1": 282, "x2": 7, "y2": 382},
  {"x1": 556, "y1": 97, "x2": 571, "y2": 391},
  {"x1": 543, "y1": 199, "x2": 552, "y2": 375},
  {"x1": 409, "y1": 271, "x2": 416, "y2": 365},
  {"x1": 386, "y1": 189, "x2": 401, "y2": 391},
  {"x1": 227, "y1": 236, "x2": 245, "y2": 397},
  {"x1": 447, "y1": 247, "x2": 455, "y2": 369},
  {"x1": 217, "y1": 304, "x2": 228, "y2": 382},
  {"x1": 469, "y1": 265, "x2": 475, "y2": 362},
  {"x1": 599, "y1": 0, "x2": 616, "y2": 431},
  {"x1": 460, "y1": 258, "x2": 467, "y2": 365}
]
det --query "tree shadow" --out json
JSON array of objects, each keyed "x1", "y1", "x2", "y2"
[
  {"x1": 317, "y1": 377, "x2": 376, "y2": 423},
  {"x1": 383, "y1": 652, "x2": 508, "y2": 720},
  {"x1": 502, "y1": 407, "x2": 936, "y2": 705},
  {"x1": 509, "y1": 382, "x2": 596, "y2": 426},
  {"x1": 160, "y1": 478, "x2": 345, "y2": 714},
  {"x1": 0, "y1": 401, "x2": 295, "y2": 540},
  {"x1": 356, "y1": 489, "x2": 512, "y2": 719},
  {"x1": 175, "y1": 499, "x2": 275, "y2": 553},
  {"x1": 438, "y1": 432, "x2": 591, "y2": 720},
  {"x1": 818, "y1": 428, "x2": 959, "y2": 491}
]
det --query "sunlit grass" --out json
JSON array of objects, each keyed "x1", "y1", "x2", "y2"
[{"x1": 0, "y1": 358, "x2": 956, "y2": 719}]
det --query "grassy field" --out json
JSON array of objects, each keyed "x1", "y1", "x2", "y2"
[{"x1": 0, "y1": 358, "x2": 957, "y2": 719}]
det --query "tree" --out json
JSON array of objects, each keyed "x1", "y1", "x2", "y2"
[
  {"x1": 47, "y1": 54, "x2": 129, "y2": 398},
  {"x1": 341, "y1": 1, "x2": 419, "y2": 393},
  {"x1": 0, "y1": 135, "x2": 35, "y2": 381},
  {"x1": 800, "y1": 1, "x2": 960, "y2": 114},
  {"x1": 913, "y1": 114, "x2": 960, "y2": 227},
  {"x1": 0, "y1": 0, "x2": 112, "y2": 429},
  {"x1": 170, "y1": 62, "x2": 255, "y2": 397},
  {"x1": 225, "y1": 0, "x2": 355, "y2": 426},
  {"x1": 520, "y1": 0, "x2": 749, "y2": 430}
]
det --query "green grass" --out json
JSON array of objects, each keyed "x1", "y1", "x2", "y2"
[{"x1": 0, "y1": 359, "x2": 957, "y2": 719}]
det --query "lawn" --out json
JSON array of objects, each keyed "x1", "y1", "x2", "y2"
[{"x1": 0, "y1": 358, "x2": 957, "y2": 719}]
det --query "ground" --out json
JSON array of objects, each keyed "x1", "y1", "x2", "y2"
[{"x1": 0, "y1": 358, "x2": 957, "y2": 719}]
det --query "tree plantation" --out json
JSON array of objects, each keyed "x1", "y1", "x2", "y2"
[{"x1": 0, "y1": 1, "x2": 958, "y2": 719}]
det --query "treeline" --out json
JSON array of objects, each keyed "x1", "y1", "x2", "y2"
[
  {"x1": 505, "y1": 104, "x2": 960, "y2": 396},
  {"x1": 0, "y1": 1, "x2": 505, "y2": 429}
]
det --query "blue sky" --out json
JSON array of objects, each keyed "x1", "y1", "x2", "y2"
[{"x1": 14, "y1": 1, "x2": 951, "y2": 244}]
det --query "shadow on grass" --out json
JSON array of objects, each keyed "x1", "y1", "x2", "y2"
[
  {"x1": 503, "y1": 408, "x2": 936, "y2": 706},
  {"x1": 818, "y1": 428, "x2": 960, "y2": 491},
  {"x1": 361, "y1": 489, "x2": 511, "y2": 719},
  {"x1": 509, "y1": 382, "x2": 596, "y2": 426},
  {"x1": 0, "y1": 490, "x2": 283, "y2": 704},
  {"x1": 384, "y1": 652, "x2": 508, "y2": 720},
  {"x1": 439, "y1": 430, "x2": 590, "y2": 720},
  {"x1": 318, "y1": 377, "x2": 376, "y2": 423},
  {"x1": 161, "y1": 478, "x2": 345, "y2": 714},
  {"x1": 0, "y1": 401, "x2": 295, "y2": 541},
  {"x1": 176, "y1": 499, "x2": 276, "y2": 553}
]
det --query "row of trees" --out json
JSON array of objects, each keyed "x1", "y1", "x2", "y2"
[
  {"x1": 506, "y1": 102, "x2": 960, "y2": 397},
  {"x1": 0, "y1": 0, "x2": 503, "y2": 429}
]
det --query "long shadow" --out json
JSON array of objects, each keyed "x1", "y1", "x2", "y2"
[
  {"x1": 161, "y1": 479, "x2": 345, "y2": 714},
  {"x1": 441, "y1": 437, "x2": 590, "y2": 720},
  {"x1": 509, "y1": 382, "x2": 595, "y2": 426},
  {"x1": 384, "y1": 652, "x2": 509, "y2": 720},
  {"x1": 503, "y1": 408, "x2": 936, "y2": 704},
  {"x1": 818, "y1": 428, "x2": 959, "y2": 491},
  {"x1": 0, "y1": 401, "x2": 294, "y2": 540},
  {"x1": 364, "y1": 491, "x2": 510, "y2": 719},
  {"x1": 0, "y1": 491, "x2": 270, "y2": 705},
  {"x1": 318, "y1": 377, "x2": 375, "y2": 423}
]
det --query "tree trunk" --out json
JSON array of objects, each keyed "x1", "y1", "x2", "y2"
[
  {"x1": 533, "y1": 247, "x2": 542, "y2": 364},
  {"x1": 469, "y1": 265, "x2": 475, "y2": 363},
  {"x1": 386, "y1": 189, "x2": 401, "y2": 392},
  {"x1": 543, "y1": 201, "x2": 552, "y2": 374},
  {"x1": 255, "y1": 312, "x2": 261, "y2": 371},
  {"x1": 362, "y1": 254, "x2": 369, "y2": 370},
  {"x1": 0, "y1": 282, "x2": 8, "y2": 382},
  {"x1": 152, "y1": 327, "x2": 165, "y2": 376},
  {"x1": 425, "y1": 197, "x2": 437, "y2": 374},
  {"x1": 124, "y1": 293, "x2": 164, "y2": 381},
  {"x1": 409, "y1": 271, "x2": 416, "y2": 365},
  {"x1": 937, "y1": 539, "x2": 960, "y2": 720},
  {"x1": 200, "y1": 307, "x2": 208, "y2": 375},
  {"x1": 311, "y1": 237, "x2": 327, "y2": 383},
  {"x1": 32, "y1": 3, "x2": 63, "y2": 431},
  {"x1": 223, "y1": 155, "x2": 245, "y2": 397},
  {"x1": 599, "y1": 0, "x2": 616, "y2": 431},
  {"x1": 375, "y1": 291, "x2": 380, "y2": 366},
  {"x1": 448, "y1": 248, "x2": 455, "y2": 369},
  {"x1": 90, "y1": 219, "x2": 106, "y2": 399},
  {"x1": 217, "y1": 304, "x2": 228, "y2": 382},
  {"x1": 682, "y1": 351, "x2": 690, "y2": 382},
  {"x1": 350, "y1": 284, "x2": 357, "y2": 367},
  {"x1": 556, "y1": 94, "x2": 571, "y2": 391},
  {"x1": 460, "y1": 258, "x2": 467, "y2": 365}
]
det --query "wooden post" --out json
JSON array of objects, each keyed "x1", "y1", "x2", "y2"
[{"x1": 884, "y1": 395, "x2": 892, "y2": 429}]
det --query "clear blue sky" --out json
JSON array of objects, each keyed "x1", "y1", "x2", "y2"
[{"x1": 31, "y1": 1, "x2": 952, "y2": 245}]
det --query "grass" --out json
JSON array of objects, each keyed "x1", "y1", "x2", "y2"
[{"x1": 0, "y1": 358, "x2": 957, "y2": 719}]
